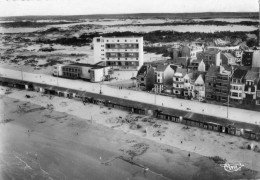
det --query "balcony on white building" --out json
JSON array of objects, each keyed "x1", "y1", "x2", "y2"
[{"x1": 230, "y1": 91, "x2": 243, "y2": 99}]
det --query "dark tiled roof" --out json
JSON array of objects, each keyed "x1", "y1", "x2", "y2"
[
  {"x1": 232, "y1": 68, "x2": 248, "y2": 79},
  {"x1": 189, "y1": 71, "x2": 205, "y2": 81},
  {"x1": 155, "y1": 64, "x2": 169, "y2": 72},
  {"x1": 137, "y1": 65, "x2": 148, "y2": 76},
  {"x1": 170, "y1": 65, "x2": 178, "y2": 72},
  {"x1": 245, "y1": 71, "x2": 259, "y2": 81}
]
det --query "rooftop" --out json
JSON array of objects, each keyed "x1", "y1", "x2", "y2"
[
  {"x1": 221, "y1": 64, "x2": 232, "y2": 71},
  {"x1": 137, "y1": 65, "x2": 148, "y2": 76},
  {"x1": 155, "y1": 64, "x2": 169, "y2": 72},
  {"x1": 170, "y1": 65, "x2": 178, "y2": 72},
  {"x1": 68, "y1": 63, "x2": 106, "y2": 69},
  {"x1": 223, "y1": 53, "x2": 235, "y2": 59},
  {"x1": 232, "y1": 68, "x2": 248, "y2": 79},
  {"x1": 166, "y1": 57, "x2": 188, "y2": 66},
  {"x1": 190, "y1": 59, "x2": 202, "y2": 64},
  {"x1": 198, "y1": 49, "x2": 219, "y2": 56},
  {"x1": 94, "y1": 36, "x2": 143, "y2": 39},
  {"x1": 245, "y1": 71, "x2": 259, "y2": 81},
  {"x1": 175, "y1": 68, "x2": 188, "y2": 76}
]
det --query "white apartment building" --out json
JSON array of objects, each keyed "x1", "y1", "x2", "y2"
[{"x1": 93, "y1": 36, "x2": 144, "y2": 70}]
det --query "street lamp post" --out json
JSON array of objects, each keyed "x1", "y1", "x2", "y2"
[
  {"x1": 227, "y1": 93, "x2": 230, "y2": 119},
  {"x1": 21, "y1": 67, "x2": 23, "y2": 81},
  {"x1": 99, "y1": 76, "x2": 104, "y2": 94},
  {"x1": 152, "y1": 88, "x2": 157, "y2": 105},
  {"x1": 57, "y1": 70, "x2": 59, "y2": 87},
  {"x1": 155, "y1": 91, "x2": 156, "y2": 105}
]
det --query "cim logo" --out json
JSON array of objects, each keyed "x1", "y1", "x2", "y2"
[{"x1": 220, "y1": 162, "x2": 244, "y2": 172}]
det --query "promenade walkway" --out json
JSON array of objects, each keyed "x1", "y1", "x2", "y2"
[{"x1": 1, "y1": 67, "x2": 260, "y2": 125}]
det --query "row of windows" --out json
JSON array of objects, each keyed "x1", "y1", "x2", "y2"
[
  {"x1": 215, "y1": 89, "x2": 228, "y2": 94},
  {"x1": 245, "y1": 87, "x2": 255, "y2": 93},
  {"x1": 107, "y1": 58, "x2": 139, "y2": 61},
  {"x1": 246, "y1": 81, "x2": 254, "y2": 86},
  {"x1": 216, "y1": 83, "x2": 228, "y2": 87},
  {"x1": 63, "y1": 72, "x2": 79, "y2": 77},
  {"x1": 106, "y1": 44, "x2": 139, "y2": 49},
  {"x1": 231, "y1": 92, "x2": 242, "y2": 97},
  {"x1": 106, "y1": 49, "x2": 137, "y2": 52},
  {"x1": 106, "y1": 61, "x2": 139, "y2": 66},
  {"x1": 173, "y1": 77, "x2": 184, "y2": 82},
  {"x1": 62, "y1": 68, "x2": 80, "y2": 73},
  {"x1": 232, "y1": 79, "x2": 242, "y2": 83},
  {"x1": 230, "y1": 85, "x2": 243, "y2": 90},
  {"x1": 173, "y1": 84, "x2": 184, "y2": 88},
  {"x1": 106, "y1": 52, "x2": 139, "y2": 58},
  {"x1": 96, "y1": 38, "x2": 139, "y2": 43},
  {"x1": 216, "y1": 76, "x2": 229, "y2": 81}
]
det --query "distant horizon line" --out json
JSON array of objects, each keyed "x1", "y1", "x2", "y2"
[{"x1": 0, "y1": 11, "x2": 259, "y2": 18}]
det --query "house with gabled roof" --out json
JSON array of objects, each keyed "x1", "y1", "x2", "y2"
[
  {"x1": 154, "y1": 64, "x2": 178, "y2": 93},
  {"x1": 182, "y1": 70, "x2": 206, "y2": 101}
]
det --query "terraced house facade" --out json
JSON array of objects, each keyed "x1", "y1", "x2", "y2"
[
  {"x1": 229, "y1": 68, "x2": 248, "y2": 105},
  {"x1": 243, "y1": 69, "x2": 259, "y2": 106},
  {"x1": 215, "y1": 65, "x2": 232, "y2": 102}
]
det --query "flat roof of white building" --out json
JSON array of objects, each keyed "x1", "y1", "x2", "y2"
[{"x1": 94, "y1": 36, "x2": 143, "y2": 39}]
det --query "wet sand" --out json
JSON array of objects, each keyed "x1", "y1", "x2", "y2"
[{"x1": 0, "y1": 91, "x2": 259, "y2": 179}]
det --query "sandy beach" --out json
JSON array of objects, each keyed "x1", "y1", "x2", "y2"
[{"x1": 0, "y1": 86, "x2": 259, "y2": 179}]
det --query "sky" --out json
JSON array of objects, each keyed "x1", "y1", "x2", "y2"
[{"x1": 0, "y1": 0, "x2": 258, "y2": 17}]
